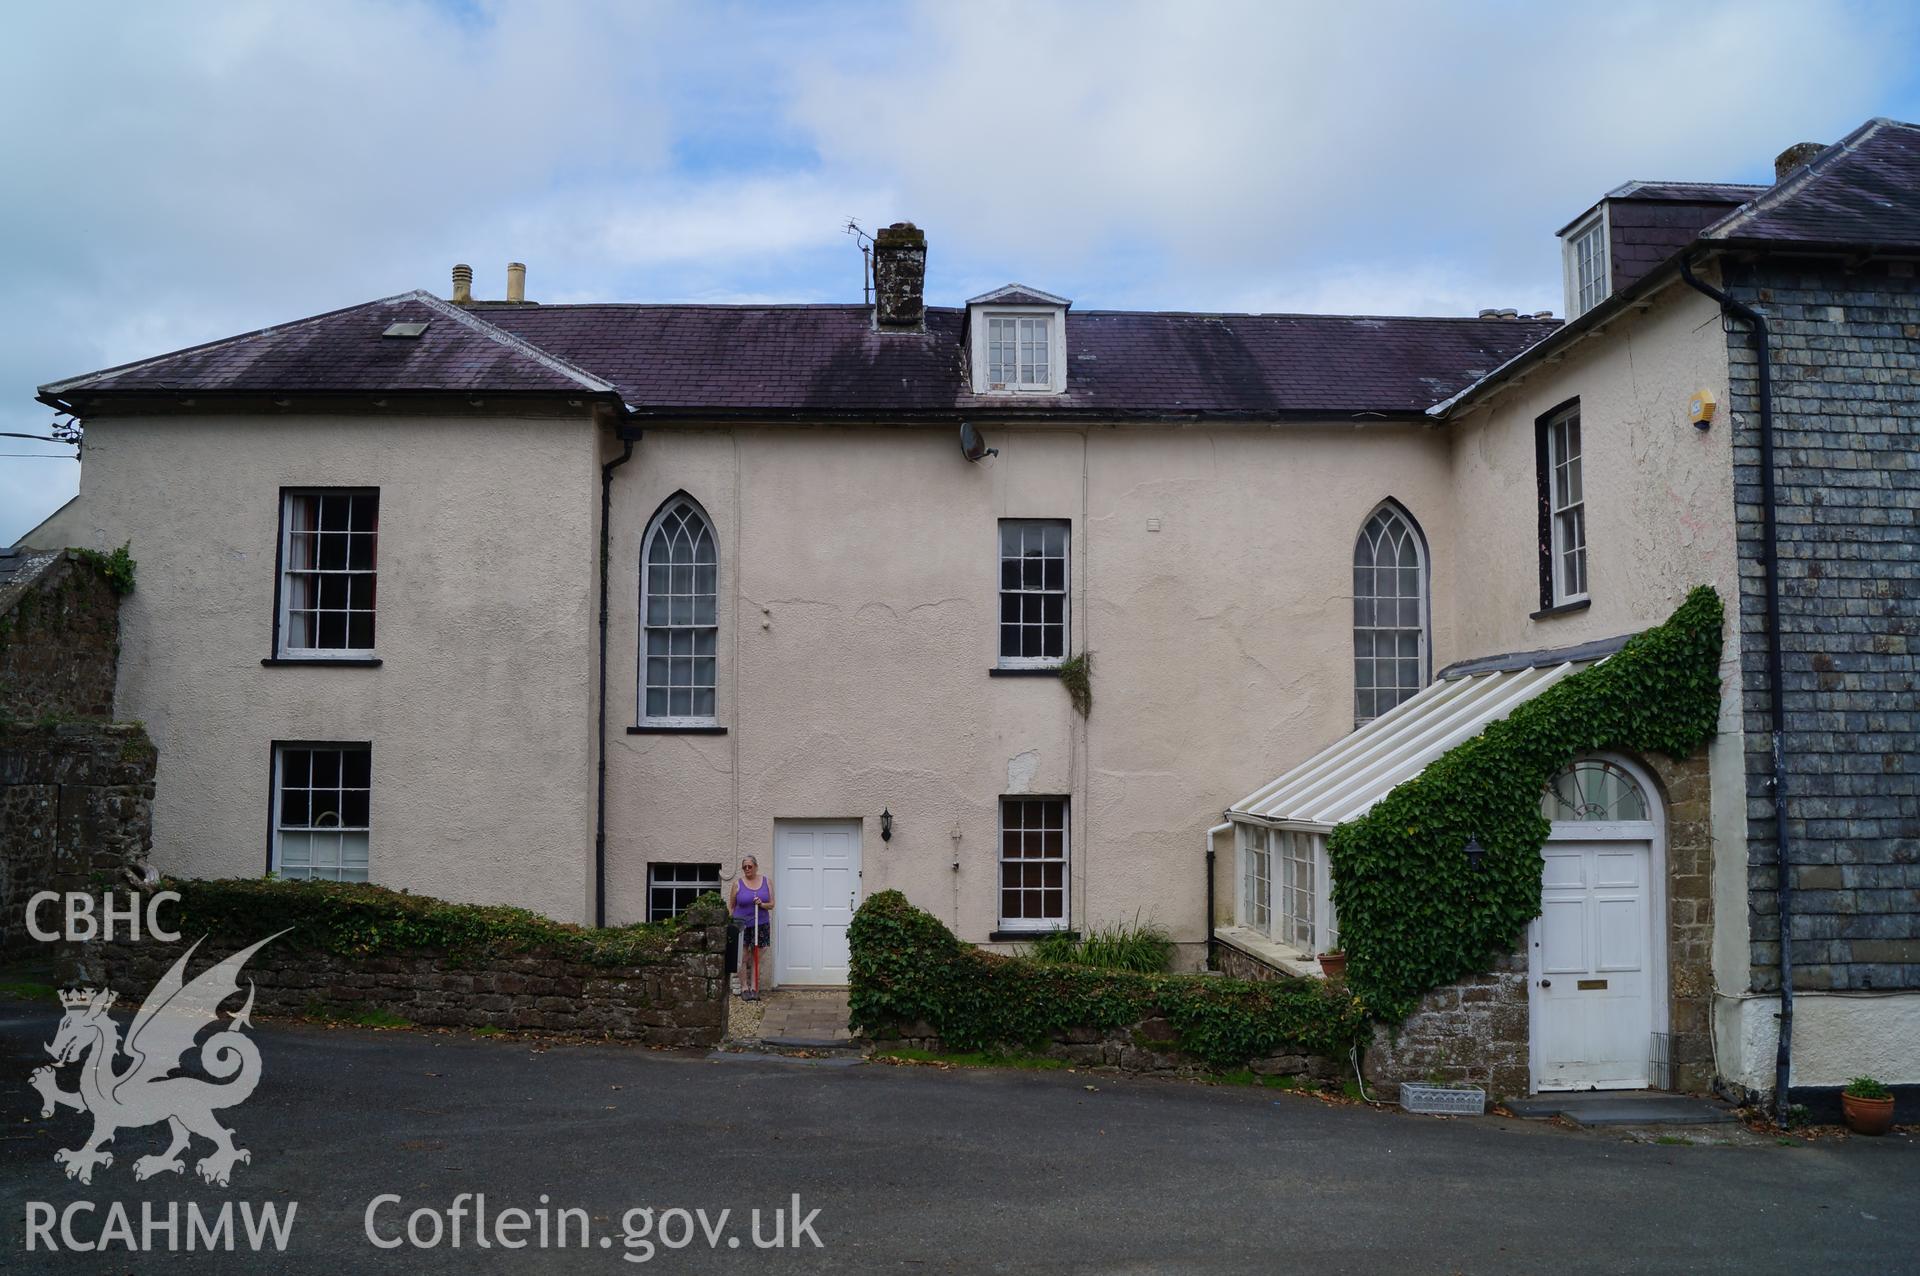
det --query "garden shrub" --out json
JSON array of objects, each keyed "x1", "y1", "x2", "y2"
[
  {"x1": 848, "y1": 890, "x2": 1368, "y2": 1068},
  {"x1": 148, "y1": 877, "x2": 720, "y2": 967},
  {"x1": 1329, "y1": 586, "x2": 1723, "y2": 1020}
]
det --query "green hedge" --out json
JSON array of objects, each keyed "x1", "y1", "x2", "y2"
[
  {"x1": 848, "y1": 890, "x2": 1369, "y2": 1069},
  {"x1": 1329, "y1": 586, "x2": 1724, "y2": 1020},
  {"x1": 149, "y1": 877, "x2": 722, "y2": 967}
]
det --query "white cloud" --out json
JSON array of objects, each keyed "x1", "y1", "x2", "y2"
[
  {"x1": 3, "y1": 0, "x2": 1916, "y2": 543},
  {"x1": 788, "y1": 0, "x2": 1915, "y2": 306}
]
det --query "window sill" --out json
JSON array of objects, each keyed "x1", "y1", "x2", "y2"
[
  {"x1": 988, "y1": 929, "x2": 1078, "y2": 943},
  {"x1": 261, "y1": 656, "x2": 383, "y2": 667},
  {"x1": 627, "y1": 724, "x2": 728, "y2": 735},
  {"x1": 1212, "y1": 926, "x2": 1325, "y2": 980},
  {"x1": 990, "y1": 666, "x2": 1063, "y2": 678},
  {"x1": 1529, "y1": 598, "x2": 1592, "y2": 621}
]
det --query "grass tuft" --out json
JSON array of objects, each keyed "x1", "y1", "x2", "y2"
[{"x1": 1028, "y1": 917, "x2": 1174, "y2": 974}]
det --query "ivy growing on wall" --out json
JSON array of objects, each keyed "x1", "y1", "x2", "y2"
[
  {"x1": 150, "y1": 877, "x2": 721, "y2": 967},
  {"x1": 71, "y1": 542, "x2": 137, "y2": 596},
  {"x1": 1328, "y1": 586, "x2": 1724, "y2": 1021},
  {"x1": 849, "y1": 889, "x2": 1369, "y2": 1067}
]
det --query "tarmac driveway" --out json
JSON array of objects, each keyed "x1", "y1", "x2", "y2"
[{"x1": 1, "y1": 1002, "x2": 1914, "y2": 1274}]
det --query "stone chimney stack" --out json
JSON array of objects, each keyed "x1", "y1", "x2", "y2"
[
  {"x1": 1774, "y1": 142, "x2": 1824, "y2": 183},
  {"x1": 451, "y1": 263, "x2": 474, "y2": 305},
  {"x1": 506, "y1": 262, "x2": 526, "y2": 303},
  {"x1": 872, "y1": 222, "x2": 927, "y2": 329}
]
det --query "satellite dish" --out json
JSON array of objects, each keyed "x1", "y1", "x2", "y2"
[{"x1": 959, "y1": 421, "x2": 998, "y2": 463}]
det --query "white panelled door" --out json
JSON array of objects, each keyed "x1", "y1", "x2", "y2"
[
  {"x1": 773, "y1": 821, "x2": 861, "y2": 987},
  {"x1": 1531, "y1": 840, "x2": 1655, "y2": 1090}
]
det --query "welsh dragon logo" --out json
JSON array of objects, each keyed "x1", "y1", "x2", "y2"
[{"x1": 30, "y1": 932, "x2": 285, "y2": 1186}]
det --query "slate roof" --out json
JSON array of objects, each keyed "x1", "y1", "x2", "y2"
[
  {"x1": 1604, "y1": 180, "x2": 1769, "y2": 204},
  {"x1": 1704, "y1": 118, "x2": 1920, "y2": 251},
  {"x1": 38, "y1": 292, "x2": 616, "y2": 401},
  {"x1": 476, "y1": 304, "x2": 1555, "y2": 418}
]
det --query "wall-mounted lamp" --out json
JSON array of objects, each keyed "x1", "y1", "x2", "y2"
[
  {"x1": 881, "y1": 808, "x2": 893, "y2": 842},
  {"x1": 1463, "y1": 834, "x2": 1486, "y2": 873}
]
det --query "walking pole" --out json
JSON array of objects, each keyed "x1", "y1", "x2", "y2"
[{"x1": 753, "y1": 897, "x2": 764, "y2": 999}]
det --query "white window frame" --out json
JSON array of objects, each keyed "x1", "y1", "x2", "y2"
[
  {"x1": 997, "y1": 796, "x2": 1069, "y2": 932},
  {"x1": 1236, "y1": 822, "x2": 1338, "y2": 956},
  {"x1": 969, "y1": 306, "x2": 1066, "y2": 394},
  {"x1": 271, "y1": 742, "x2": 371, "y2": 882},
  {"x1": 997, "y1": 518, "x2": 1070, "y2": 669},
  {"x1": 1239, "y1": 824, "x2": 1273, "y2": 933},
  {"x1": 987, "y1": 315, "x2": 1051, "y2": 390},
  {"x1": 1563, "y1": 207, "x2": 1610, "y2": 318},
  {"x1": 1546, "y1": 405, "x2": 1589, "y2": 605},
  {"x1": 1353, "y1": 502, "x2": 1429, "y2": 727},
  {"x1": 646, "y1": 862, "x2": 722, "y2": 921},
  {"x1": 275, "y1": 488, "x2": 378, "y2": 659},
  {"x1": 639, "y1": 494, "x2": 720, "y2": 727}
]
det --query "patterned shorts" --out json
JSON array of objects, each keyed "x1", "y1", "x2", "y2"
[{"x1": 736, "y1": 921, "x2": 770, "y2": 949}]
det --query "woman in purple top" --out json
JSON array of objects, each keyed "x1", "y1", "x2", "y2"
[{"x1": 730, "y1": 856, "x2": 774, "y2": 1000}]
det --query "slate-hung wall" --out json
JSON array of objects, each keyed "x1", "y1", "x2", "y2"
[{"x1": 1726, "y1": 261, "x2": 1920, "y2": 992}]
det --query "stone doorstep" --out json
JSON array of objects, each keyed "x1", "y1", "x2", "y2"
[{"x1": 1506, "y1": 1092, "x2": 1738, "y2": 1126}]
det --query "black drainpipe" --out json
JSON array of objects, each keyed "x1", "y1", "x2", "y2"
[
  {"x1": 1204, "y1": 847, "x2": 1217, "y2": 970},
  {"x1": 596, "y1": 416, "x2": 643, "y2": 928},
  {"x1": 1678, "y1": 255, "x2": 1794, "y2": 1124}
]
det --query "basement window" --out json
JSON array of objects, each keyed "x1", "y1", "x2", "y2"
[
  {"x1": 273, "y1": 743, "x2": 370, "y2": 882},
  {"x1": 648, "y1": 862, "x2": 722, "y2": 921}
]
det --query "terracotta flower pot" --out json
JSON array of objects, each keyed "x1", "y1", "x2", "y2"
[
  {"x1": 1318, "y1": 951, "x2": 1348, "y2": 979},
  {"x1": 1842, "y1": 1092, "x2": 1895, "y2": 1136}
]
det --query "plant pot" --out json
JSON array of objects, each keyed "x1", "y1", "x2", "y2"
[
  {"x1": 1842, "y1": 1092, "x2": 1895, "y2": 1136},
  {"x1": 1318, "y1": 951, "x2": 1348, "y2": 979}
]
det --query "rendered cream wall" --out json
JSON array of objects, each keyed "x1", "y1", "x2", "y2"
[
  {"x1": 1442, "y1": 284, "x2": 1762, "y2": 1081},
  {"x1": 57, "y1": 412, "x2": 601, "y2": 923},
  {"x1": 603, "y1": 420, "x2": 1457, "y2": 967}
]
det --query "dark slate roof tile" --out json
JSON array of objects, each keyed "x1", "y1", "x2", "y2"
[
  {"x1": 1705, "y1": 118, "x2": 1920, "y2": 251},
  {"x1": 40, "y1": 292, "x2": 613, "y2": 399},
  {"x1": 482, "y1": 303, "x2": 1555, "y2": 417}
]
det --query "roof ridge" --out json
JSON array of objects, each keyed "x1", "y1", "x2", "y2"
[
  {"x1": 1702, "y1": 117, "x2": 1894, "y2": 242},
  {"x1": 1605, "y1": 179, "x2": 1770, "y2": 197},
  {"x1": 410, "y1": 293, "x2": 618, "y2": 396},
  {"x1": 37, "y1": 290, "x2": 434, "y2": 396}
]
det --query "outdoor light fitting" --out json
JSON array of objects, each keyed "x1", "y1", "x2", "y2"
[
  {"x1": 1464, "y1": 834, "x2": 1486, "y2": 873},
  {"x1": 881, "y1": 808, "x2": 893, "y2": 841}
]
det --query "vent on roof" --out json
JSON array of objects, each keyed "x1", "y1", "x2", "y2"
[{"x1": 383, "y1": 321, "x2": 430, "y2": 339}]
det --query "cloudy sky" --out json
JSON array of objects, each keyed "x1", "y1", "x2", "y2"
[{"x1": 5, "y1": 0, "x2": 1919, "y2": 542}]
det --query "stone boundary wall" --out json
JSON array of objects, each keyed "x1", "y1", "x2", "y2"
[
  {"x1": 0, "y1": 723, "x2": 155, "y2": 950},
  {"x1": 77, "y1": 923, "x2": 730, "y2": 1048},
  {"x1": 1363, "y1": 953, "x2": 1530, "y2": 1102},
  {"x1": 0, "y1": 551, "x2": 120, "y2": 720},
  {"x1": 869, "y1": 1010, "x2": 1344, "y2": 1082}
]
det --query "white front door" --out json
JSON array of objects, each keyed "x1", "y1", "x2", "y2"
[
  {"x1": 1531, "y1": 840, "x2": 1655, "y2": 1090},
  {"x1": 773, "y1": 821, "x2": 861, "y2": 986}
]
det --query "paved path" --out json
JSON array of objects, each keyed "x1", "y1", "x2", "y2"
[
  {"x1": 741, "y1": 988, "x2": 854, "y2": 1048},
  {"x1": 2, "y1": 1001, "x2": 1915, "y2": 1273}
]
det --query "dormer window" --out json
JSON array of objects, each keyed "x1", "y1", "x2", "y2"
[
  {"x1": 967, "y1": 284, "x2": 1069, "y2": 395},
  {"x1": 1562, "y1": 208, "x2": 1609, "y2": 318},
  {"x1": 988, "y1": 315, "x2": 1050, "y2": 389}
]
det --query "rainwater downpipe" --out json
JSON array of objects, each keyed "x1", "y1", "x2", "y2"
[
  {"x1": 1204, "y1": 820, "x2": 1231, "y2": 969},
  {"x1": 596, "y1": 416, "x2": 643, "y2": 928},
  {"x1": 1678, "y1": 255, "x2": 1795, "y2": 1124}
]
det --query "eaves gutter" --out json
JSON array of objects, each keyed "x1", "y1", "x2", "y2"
[{"x1": 620, "y1": 406, "x2": 1443, "y2": 426}]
